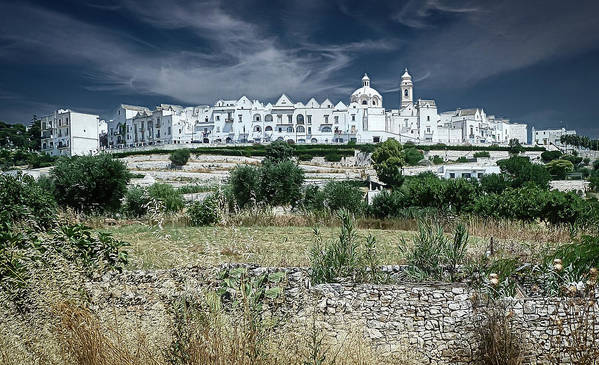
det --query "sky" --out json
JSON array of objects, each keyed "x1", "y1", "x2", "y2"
[{"x1": 1, "y1": 0, "x2": 598, "y2": 137}]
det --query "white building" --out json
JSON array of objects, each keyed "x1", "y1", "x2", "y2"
[
  {"x1": 104, "y1": 70, "x2": 529, "y2": 149},
  {"x1": 40, "y1": 109, "x2": 100, "y2": 156},
  {"x1": 438, "y1": 164, "x2": 501, "y2": 180},
  {"x1": 532, "y1": 127, "x2": 576, "y2": 146}
]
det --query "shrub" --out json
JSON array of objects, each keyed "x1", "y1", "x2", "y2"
[
  {"x1": 310, "y1": 210, "x2": 379, "y2": 284},
  {"x1": 473, "y1": 151, "x2": 491, "y2": 158},
  {"x1": 546, "y1": 159, "x2": 574, "y2": 179},
  {"x1": 456, "y1": 156, "x2": 468, "y2": 163},
  {"x1": 358, "y1": 144, "x2": 377, "y2": 154},
  {"x1": 593, "y1": 160, "x2": 599, "y2": 170},
  {"x1": 298, "y1": 153, "x2": 312, "y2": 161},
  {"x1": 431, "y1": 155, "x2": 444, "y2": 165},
  {"x1": 404, "y1": 147, "x2": 424, "y2": 166},
  {"x1": 230, "y1": 165, "x2": 260, "y2": 209},
  {"x1": 147, "y1": 183, "x2": 185, "y2": 213},
  {"x1": 258, "y1": 160, "x2": 304, "y2": 207},
  {"x1": 583, "y1": 157, "x2": 591, "y2": 165},
  {"x1": 301, "y1": 185, "x2": 326, "y2": 211},
  {"x1": 264, "y1": 140, "x2": 294, "y2": 164},
  {"x1": 123, "y1": 186, "x2": 150, "y2": 217},
  {"x1": 369, "y1": 190, "x2": 403, "y2": 219},
  {"x1": 169, "y1": 148, "x2": 191, "y2": 166},
  {"x1": 497, "y1": 156, "x2": 551, "y2": 189},
  {"x1": 399, "y1": 222, "x2": 469, "y2": 281},
  {"x1": 541, "y1": 150, "x2": 563, "y2": 162},
  {"x1": 480, "y1": 173, "x2": 512, "y2": 194},
  {"x1": 324, "y1": 152, "x2": 342, "y2": 162},
  {"x1": 51, "y1": 154, "x2": 130, "y2": 213},
  {"x1": 561, "y1": 154, "x2": 583, "y2": 166},
  {"x1": 322, "y1": 181, "x2": 365, "y2": 214},
  {"x1": 0, "y1": 172, "x2": 57, "y2": 230},
  {"x1": 187, "y1": 193, "x2": 221, "y2": 226}
]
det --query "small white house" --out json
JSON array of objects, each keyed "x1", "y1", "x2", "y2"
[
  {"x1": 40, "y1": 109, "x2": 100, "y2": 156},
  {"x1": 437, "y1": 164, "x2": 501, "y2": 180}
]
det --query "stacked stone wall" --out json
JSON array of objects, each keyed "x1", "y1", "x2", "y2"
[{"x1": 86, "y1": 265, "x2": 599, "y2": 364}]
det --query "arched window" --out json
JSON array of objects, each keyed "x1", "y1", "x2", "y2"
[
  {"x1": 321, "y1": 126, "x2": 332, "y2": 133},
  {"x1": 265, "y1": 126, "x2": 273, "y2": 131},
  {"x1": 296, "y1": 114, "x2": 304, "y2": 124},
  {"x1": 205, "y1": 116, "x2": 208, "y2": 122},
  {"x1": 265, "y1": 114, "x2": 273, "y2": 122},
  {"x1": 362, "y1": 100, "x2": 367, "y2": 105},
  {"x1": 372, "y1": 101, "x2": 376, "y2": 105},
  {"x1": 404, "y1": 89, "x2": 409, "y2": 97},
  {"x1": 311, "y1": 138, "x2": 318, "y2": 143},
  {"x1": 254, "y1": 126, "x2": 261, "y2": 132},
  {"x1": 226, "y1": 137, "x2": 232, "y2": 144},
  {"x1": 297, "y1": 125, "x2": 305, "y2": 133},
  {"x1": 253, "y1": 114, "x2": 261, "y2": 122}
]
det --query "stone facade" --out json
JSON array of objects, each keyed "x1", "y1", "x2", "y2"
[{"x1": 87, "y1": 265, "x2": 599, "y2": 364}]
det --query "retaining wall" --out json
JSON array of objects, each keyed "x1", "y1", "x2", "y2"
[{"x1": 86, "y1": 265, "x2": 598, "y2": 364}]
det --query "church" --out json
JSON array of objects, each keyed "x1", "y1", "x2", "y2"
[{"x1": 105, "y1": 70, "x2": 527, "y2": 149}]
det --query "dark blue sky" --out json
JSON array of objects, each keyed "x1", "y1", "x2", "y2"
[{"x1": 1, "y1": 0, "x2": 598, "y2": 136}]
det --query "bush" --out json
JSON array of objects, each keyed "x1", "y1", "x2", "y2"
[
  {"x1": 187, "y1": 194, "x2": 221, "y2": 226},
  {"x1": 369, "y1": 190, "x2": 403, "y2": 219},
  {"x1": 259, "y1": 160, "x2": 304, "y2": 207},
  {"x1": 123, "y1": 186, "x2": 150, "y2": 217},
  {"x1": 431, "y1": 155, "x2": 444, "y2": 165},
  {"x1": 301, "y1": 185, "x2": 326, "y2": 211},
  {"x1": 324, "y1": 152, "x2": 342, "y2": 162},
  {"x1": 322, "y1": 181, "x2": 365, "y2": 214},
  {"x1": 264, "y1": 140, "x2": 294, "y2": 164},
  {"x1": 546, "y1": 159, "x2": 574, "y2": 179},
  {"x1": 593, "y1": 160, "x2": 599, "y2": 170},
  {"x1": 456, "y1": 156, "x2": 468, "y2": 163},
  {"x1": 51, "y1": 154, "x2": 130, "y2": 213},
  {"x1": 541, "y1": 150, "x2": 563, "y2": 162},
  {"x1": 399, "y1": 222, "x2": 469, "y2": 281},
  {"x1": 0, "y1": 172, "x2": 57, "y2": 230},
  {"x1": 404, "y1": 148, "x2": 424, "y2": 166},
  {"x1": 169, "y1": 149, "x2": 191, "y2": 166},
  {"x1": 561, "y1": 154, "x2": 583, "y2": 166},
  {"x1": 298, "y1": 153, "x2": 312, "y2": 161},
  {"x1": 310, "y1": 210, "x2": 379, "y2": 284},
  {"x1": 473, "y1": 151, "x2": 490, "y2": 158},
  {"x1": 480, "y1": 173, "x2": 512, "y2": 194},
  {"x1": 497, "y1": 156, "x2": 551, "y2": 189},
  {"x1": 230, "y1": 165, "x2": 260, "y2": 209},
  {"x1": 147, "y1": 183, "x2": 185, "y2": 213}
]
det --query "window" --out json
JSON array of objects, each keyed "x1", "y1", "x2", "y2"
[
  {"x1": 205, "y1": 117, "x2": 208, "y2": 122},
  {"x1": 307, "y1": 115, "x2": 312, "y2": 124},
  {"x1": 277, "y1": 115, "x2": 282, "y2": 123},
  {"x1": 287, "y1": 126, "x2": 293, "y2": 132},
  {"x1": 372, "y1": 101, "x2": 376, "y2": 105},
  {"x1": 287, "y1": 115, "x2": 292, "y2": 123},
  {"x1": 278, "y1": 127, "x2": 283, "y2": 132},
  {"x1": 478, "y1": 173, "x2": 484, "y2": 179},
  {"x1": 427, "y1": 116, "x2": 430, "y2": 121},
  {"x1": 334, "y1": 116, "x2": 339, "y2": 124},
  {"x1": 265, "y1": 114, "x2": 273, "y2": 122},
  {"x1": 362, "y1": 100, "x2": 367, "y2": 105},
  {"x1": 404, "y1": 89, "x2": 408, "y2": 97},
  {"x1": 297, "y1": 125, "x2": 305, "y2": 133},
  {"x1": 168, "y1": 127, "x2": 171, "y2": 135},
  {"x1": 216, "y1": 116, "x2": 220, "y2": 121},
  {"x1": 463, "y1": 173, "x2": 471, "y2": 179},
  {"x1": 238, "y1": 114, "x2": 243, "y2": 122},
  {"x1": 265, "y1": 126, "x2": 273, "y2": 131},
  {"x1": 373, "y1": 136, "x2": 380, "y2": 143},
  {"x1": 449, "y1": 173, "x2": 455, "y2": 179},
  {"x1": 321, "y1": 126, "x2": 332, "y2": 133},
  {"x1": 426, "y1": 127, "x2": 430, "y2": 133},
  {"x1": 296, "y1": 114, "x2": 304, "y2": 123},
  {"x1": 352, "y1": 114, "x2": 355, "y2": 121},
  {"x1": 324, "y1": 115, "x2": 329, "y2": 123},
  {"x1": 307, "y1": 127, "x2": 311, "y2": 134}
]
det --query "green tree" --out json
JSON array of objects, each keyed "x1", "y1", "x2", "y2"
[
  {"x1": 264, "y1": 140, "x2": 294, "y2": 164},
  {"x1": 259, "y1": 160, "x2": 304, "y2": 206},
  {"x1": 508, "y1": 138, "x2": 525, "y2": 155},
  {"x1": 403, "y1": 147, "x2": 424, "y2": 166},
  {"x1": 371, "y1": 139, "x2": 405, "y2": 187},
  {"x1": 169, "y1": 148, "x2": 191, "y2": 166},
  {"x1": 0, "y1": 172, "x2": 57, "y2": 230},
  {"x1": 545, "y1": 159, "x2": 574, "y2": 179},
  {"x1": 322, "y1": 181, "x2": 365, "y2": 214},
  {"x1": 497, "y1": 156, "x2": 551, "y2": 189},
  {"x1": 230, "y1": 165, "x2": 261, "y2": 208},
  {"x1": 540, "y1": 150, "x2": 562, "y2": 162},
  {"x1": 51, "y1": 154, "x2": 130, "y2": 212}
]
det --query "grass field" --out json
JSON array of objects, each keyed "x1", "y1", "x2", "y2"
[{"x1": 98, "y1": 222, "x2": 561, "y2": 270}]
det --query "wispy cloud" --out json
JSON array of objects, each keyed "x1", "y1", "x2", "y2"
[{"x1": 0, "y1": 0, "x2": 397, "y2": 106}]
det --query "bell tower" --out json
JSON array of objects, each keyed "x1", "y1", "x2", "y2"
[{"x1": 400, "y1": 68, "x2": 413, "y2": 108}]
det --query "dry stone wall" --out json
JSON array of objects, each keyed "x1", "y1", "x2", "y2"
[{"x1": 86, "y1": 264, "x2": 598, "y2": 364}]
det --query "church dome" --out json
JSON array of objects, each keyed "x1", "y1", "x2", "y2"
[{"x1": 351, "y1": 73, "x2": 382, "y2": 107}]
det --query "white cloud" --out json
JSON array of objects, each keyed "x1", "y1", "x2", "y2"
[{"x1": 0, "y1": 0, "x2": 397, "y2": 107}]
